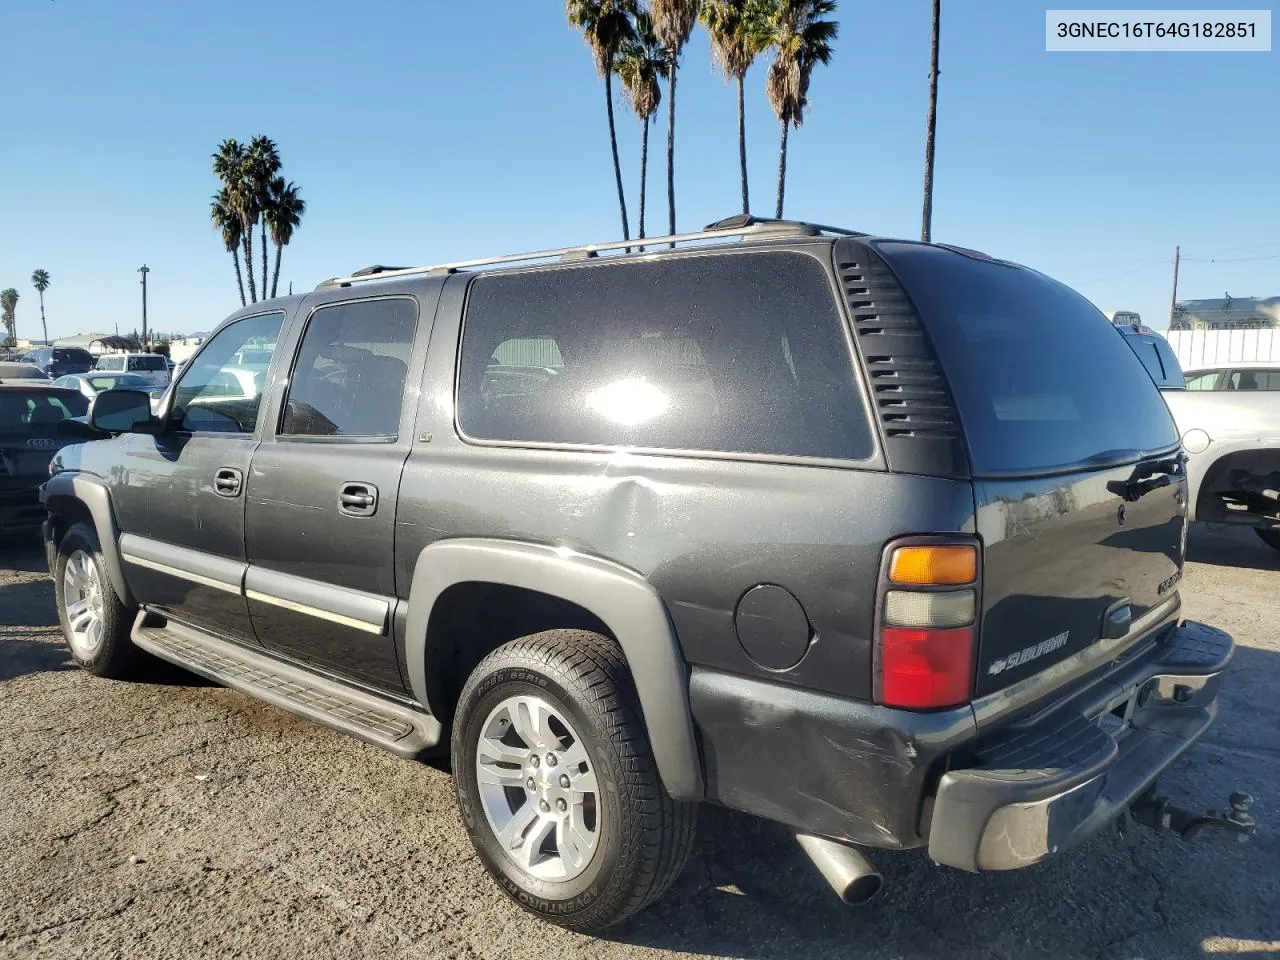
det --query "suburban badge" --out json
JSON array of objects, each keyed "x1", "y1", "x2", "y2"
[{"x1": 987, "y1": 630, "x2": 1070, "y2": 675}]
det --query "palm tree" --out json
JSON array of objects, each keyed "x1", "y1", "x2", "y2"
[
  {"x1": 702, "y1": 0, "x2": 773, "y2": 214},
  {"x1": 247, "y1": 135, "x2": 282, "y2": 296},
  {"x1": 1, "y1": 288, "x2": 20, "y2": 348},
  {"x1": 211, "y1": 189, "x2": 247, "y2": 306},
  {"x1": 765, "y1": 0, "x2": 837, "y2": 218},
  {"x1": 618, "y1": 11, "x2": 664, "y2": 243},
  {"x1": 567, "y1": 0, "x2": 637, "y2": 244},
  {"x1": 651, "y1": 0, "x2": 701, "y2": 240},
  {"x1": 921, "y1": 0, "x2": 940, "y2": 241},
  {"x1": 212, "y1": 139, "x2": 257, "y2": 303},
  {"x1": 265, "y1": 177, "x2": 306, "y2": 298},
  {"x1": 31, "y1": 269, "x2": 51, "y2": 345}
]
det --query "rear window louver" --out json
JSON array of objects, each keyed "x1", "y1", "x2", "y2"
[{"x1": 835, "y1": 240, "x2": 969, "y2": 478}]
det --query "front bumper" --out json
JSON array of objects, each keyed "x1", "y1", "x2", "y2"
[{"x1": 927, "y1": 620, "x2": 1232, "y2": 871}]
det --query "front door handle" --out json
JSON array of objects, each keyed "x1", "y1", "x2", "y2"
[
  {"x1": 339, "y1": 482, "x2": 378, "y2": 517},
  {"x1": 214, "y1": 467, "x2": 243, "y2": 498}
]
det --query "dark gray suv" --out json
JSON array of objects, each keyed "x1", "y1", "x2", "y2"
[{"x1": 41, "y1": 217, "x2": 1245, "y2": 931}]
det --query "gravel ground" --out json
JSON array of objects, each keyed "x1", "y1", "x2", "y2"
[{"x1": 1, "y1": 526, "x2": 1277, "y2": 960}]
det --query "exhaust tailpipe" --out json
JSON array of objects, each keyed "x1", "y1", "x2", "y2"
[{"x1": 796, "y1": 834, "x2": 883, "y2": 904}]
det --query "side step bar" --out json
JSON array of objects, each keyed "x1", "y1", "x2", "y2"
[{"x1": 131, "y1": 614, "x2": 442, "y2": 758}]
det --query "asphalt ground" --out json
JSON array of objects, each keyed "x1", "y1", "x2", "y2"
[{"x1": 1, "y1": 526, "x2": 1277, "y2": 959}]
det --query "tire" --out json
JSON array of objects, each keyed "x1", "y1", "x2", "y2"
[
  {"x1": 451, "y1": 629, "x2": 696, "y2": 932},
  {"x1": 53, "y1": 521, "x2": 139, "y2": 678},
  {"x1": 1254, "y1": 528, "x2": 1280, "y2": 551}
]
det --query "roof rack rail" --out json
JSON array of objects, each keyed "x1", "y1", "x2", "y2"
[{"x1": 315, "y1": 216, "x2": 863, "y2": 290}]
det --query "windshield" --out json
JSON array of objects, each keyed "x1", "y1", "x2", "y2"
[
  {"x1": 86, "y1": 374, "x2": 153, "y2": 392},
  {"x1": 877, "y1": 242, "x2": 1179, "y2": 476},
  {"x1": 0, "y1": 390, "x2": 89, "y2": 427}
]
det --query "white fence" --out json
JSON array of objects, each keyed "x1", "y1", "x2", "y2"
[{"x1": 1165, "y1": 329, "x2": 1280, "y2": 368}]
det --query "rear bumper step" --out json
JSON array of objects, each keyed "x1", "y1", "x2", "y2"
[
  {"x1": 928, "y1": 620, "x2": 1233, "y2": 872},
  {"x1": 131, "y1": 613, "x2": 441, "y2": 758}
]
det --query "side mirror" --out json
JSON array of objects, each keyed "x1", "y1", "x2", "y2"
[{"x1": 90, "y1": 389, "x2": 157, "y2": 434}]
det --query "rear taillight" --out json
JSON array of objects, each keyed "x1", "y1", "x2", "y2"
[{"x1": 875, "y1": 542, "x2": 979, "y2": 710}]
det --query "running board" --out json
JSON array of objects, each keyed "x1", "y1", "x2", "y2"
[{"x1": 131, "y1": 614, "x2": 442, "y2": 758}]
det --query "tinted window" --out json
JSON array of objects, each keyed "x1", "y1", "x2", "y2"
[
  {"x1": 877, "y1": 243, "x2": 1178, "y2": 475},
  {"x1": 1227, "y1": 369, "x2": 1280, "y2": 391},
  {"x1": 129, "y1": 356, "x2": 168, "y2": 372},
  {"x1": 458, "y1": 253, "x2": 872, "y2": 459},
  {"x1": 1119, "y1": 334, "x2": 1183, "y2": 389},
  {"x1": 281, "y1": 298, "x2": 416, "y2": 438},
  {"x1": 171, "y1": 313, "x2": 283, "y2": 433},
  {"x1": 0, "y1": 390, "x2": 88, "y2": 426},
  {"x1": 54, "y1": 348, "x2": 93, "y2": 364}
]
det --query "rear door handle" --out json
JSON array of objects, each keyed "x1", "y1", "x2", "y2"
[
  {"x1": 339, "y1": 482, "x2": 378, "y2": 517},
  {"x1": 214, "y1": 467, "x2": 242, "y2": 498}
]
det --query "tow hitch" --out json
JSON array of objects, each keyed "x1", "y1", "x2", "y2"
[{"x1": 1128, "y1": 786, "x2": 1257, "y2": 842}]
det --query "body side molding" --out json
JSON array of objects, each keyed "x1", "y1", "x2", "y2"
[{"x1": 404, "y1": 538, "x2": 704, "y2": 801}]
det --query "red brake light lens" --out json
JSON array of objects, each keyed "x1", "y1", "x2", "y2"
[{"x1": 878, "y1": 626, "x2": 974, "y2": 709}]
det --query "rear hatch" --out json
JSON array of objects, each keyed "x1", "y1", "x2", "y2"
[{"x1": 875, "y1": 243, "x2": 1184, "y2": 697}]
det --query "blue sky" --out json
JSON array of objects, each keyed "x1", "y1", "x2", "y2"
[{"x1": 1, "y1": 0, "x2": 1275, "y2": 340}]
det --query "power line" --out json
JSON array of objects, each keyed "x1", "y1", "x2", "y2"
[
  {"x1": 1181, "y1": 254, "x2": 1280, "y2": 264},
  {"x1": 1075, "y1": 258, "x2": 1171, "y2": 286}
]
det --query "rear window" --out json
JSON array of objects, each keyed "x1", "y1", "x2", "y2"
[
  {"x1": 129, "y1": 356, "x2": 168, "y2": 371},
  {"x1": 457, "y1": 252, "x2": 874, "y2": 460},
  {"x1": 877, "y1": 243, "x2": 1178, "y2": 476},
  {"x1": 0, "y1": 390, "x2": 88, "y2": 426},
  {"x1": 1122, "y1": 334, "x2": 1184, "y2": 389}
]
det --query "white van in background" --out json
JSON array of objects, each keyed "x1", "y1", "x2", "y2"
[{"x1": 94, "y1": 352, "x2": 171, "y2": 388}]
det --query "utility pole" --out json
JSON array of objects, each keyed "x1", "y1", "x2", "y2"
[
  {"x1": 1168, "y1": 246, "x2": 1180, "y2": 327},
  {"x1": 921, "y1": 0, "x2": 941, "y2": 242},
  {"x1": 138, "y1": 264, "x2": 150, "y2": 349}
]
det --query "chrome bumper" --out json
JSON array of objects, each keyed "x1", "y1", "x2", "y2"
[{"x1": 928, "y1": 620, "x2": 1232, "y2": 872}]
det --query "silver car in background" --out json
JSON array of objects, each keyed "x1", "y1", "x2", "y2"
[{"x1": 1118, "y1": 327, "x2": 1280, "y2": 551}]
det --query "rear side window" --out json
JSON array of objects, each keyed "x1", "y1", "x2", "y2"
[
  {"x1": 457, "y1": 252, "x2": 872, "y2": 460},
  {"x1": 128, "y1": 356, "x2": 167, "y2": 372},
  {"x1": 1227, "y1": 369, "x2": 1280, "y2": 391},
  {"x1": 53, "y1": 348, "x2": 92, "y2": 364},
  {"x1": 877, "y1": 243, "x2": 1178, "y2": 475},
  {"x1": 97, "y1": 356, "x2": 122, "y2": 371},
  {"x1": 281, "y1": 298, "x2": 417, "y2": 438},
  {"x1": 1183, "y1": 370, "x2": 1219, "y2": 390}
]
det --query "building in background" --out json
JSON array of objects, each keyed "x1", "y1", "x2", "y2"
[
  {"x1": 1105, "y1": 310, "x2": 1144, "y2": 327},
  {"x1": 1170, "y1": 296, "x2": 1280, "y2": 330}
]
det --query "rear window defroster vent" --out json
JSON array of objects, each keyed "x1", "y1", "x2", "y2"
[{"x1": 835, "y1": 239, "x2": 970, "y2": 478}]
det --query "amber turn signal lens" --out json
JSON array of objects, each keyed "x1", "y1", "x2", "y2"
[{"x1": 888, "y1": 545, "x2": 976, "y2": 585}]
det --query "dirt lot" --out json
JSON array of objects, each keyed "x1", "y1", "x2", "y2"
[{"x1": 1, "y1": 527, "x2": 1277, "y2": 960}]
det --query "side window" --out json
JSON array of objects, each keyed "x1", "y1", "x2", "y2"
[
  {"x1": 457, "y1": 252, "x2": 874, "y2": 460},
  {"x1": 280, "y1": 298, "x2": 417, "y2": 438},
  {"x1": 1231, "y1": 369, "x2": 1280, "y2": 391},
  {"x1": 170, "y1": 312, "x2": 283, "y2": 434},
  {"x1": 1183, "y1": 371, "x2": 1218, "y2": 391}
]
